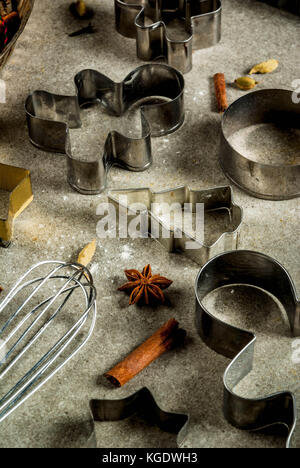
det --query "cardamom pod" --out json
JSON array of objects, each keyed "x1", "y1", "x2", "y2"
[
  {"x1": 249, "y1": 59, "x2": 279, "y2": 74},
  {"x1": 235, "y1": 77, "x2": 258, "y2": 90},
  {"x1": 77, "y1": 239, "x2": 97, "y2": 267},
  {"x1": 76, "y1": 0, "x2": 87, "y2": 17}
]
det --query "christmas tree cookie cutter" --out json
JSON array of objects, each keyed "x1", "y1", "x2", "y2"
[
  {"x1": 108, "y1": 185, "x2": 243, "y2": 266},
  {"x1": 0, "y1": 163, "x2": 33, "y2": 248},
  {"x1": 195, "y1": 250, "x2": 300, "y2": 447},
  {"x1": 25, "y1": 64, "x2": 185, "y2": 195},
  {"x1": 115, "y1": 0, "x2": 222, "y2": 74}
]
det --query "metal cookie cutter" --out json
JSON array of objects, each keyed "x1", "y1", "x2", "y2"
[
  {"x1": 108, "y1": 185, "x2": 243, "y2": 265},
  {"x1": 195, "y1": 250, "x2": 300, "y2": 448},
  {"x1": 115, "y1": 0, "x2": 222, "y2": 74},
  {"x1": 0, "y1": 163, "x2": 33, "y2": 248},
  {"x1": 25, "y1": 64, "x2": 185, "y2": 195},
  {"x1": 221, "y1": 89, "x2": 300, "y2": 200},
  {"x1": 86, "y1": 387, "x2": 189, "y2": 447}
]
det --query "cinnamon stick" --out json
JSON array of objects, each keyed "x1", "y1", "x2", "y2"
[
  {"x1": 214, "y1": 73, "x2": 228, "y2": 113},
  {"x1": 105, "y1": 318, "x2": 186, "y2": 387}
]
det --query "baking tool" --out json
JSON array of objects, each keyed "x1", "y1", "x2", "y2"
[
  {"x1": 0, "y1": 163, "x2": 33, "y2": 248},
  {"x1": 88, "y1": 387, "x2": 189, "y2": 447},
  {"x1": 0, "y1": 0, "x2": 34, "y2": 71},
  {"x1": 220, "y1": 88, "x2": 300, "y2": 200},
  {"x1": 108, "y1": 185, "x2": 243, "y2": 266},
  {"x1": 115, "y1": 0, "x2": 222, "y2": 74},
  {"x1": 0, "y1": 260, "x2": 97, "y2": 423},
  {"x1": 195, "y1": 250, "x2": 300, "y2": 448},
  {"x1": 25, "y1": 64, "x2": 185, "y2": 195}
]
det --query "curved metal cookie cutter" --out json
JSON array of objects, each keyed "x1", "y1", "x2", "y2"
[
  {"x1": 0, "y1": 163, "x2": 33, "y2": 248},
  {"x1": 220, "y1": 89, "x2": 300, "y2": 200},
  {"x1": 115, "y1": 0, "x2": 222, "y2": 74},
  {"x1": 86, "y1": 387, "x2": 189, "y2": 448},
  {"x1": 108, "y1": 185, "x2": 243, "y2": 265},
  {"x1": 25, "y1": 64, "x2": 185, "y2": 195},
  {"x1": 195, "y1": 250, "x2": 300, "y2": 447}
]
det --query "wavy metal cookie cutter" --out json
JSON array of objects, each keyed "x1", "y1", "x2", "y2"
[
  {"x1": 0, "y1": 163, "x2": 33, "y2": 248},
  {"x1": 25, "y1": 64, "x2": 185, "y2": 195},
  {"x1": 195, "y1": 250, "x2": 300, "y2": 448},
  {"x1": 85, "y1": 387, "x2": 189, "y2": 448},
  {"x1": 115, "y1": 0, "x2": 222, "y2": 74},
  {"x1": 221, "y1": 89, "x2": 300, "y2": 200},
  {"x1": 108, "y1": 185, "x2": 243, "y2": 265}
]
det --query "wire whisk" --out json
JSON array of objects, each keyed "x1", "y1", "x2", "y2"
[{"x1": 0, "y1": 260, "x2": 97, "y2": 423}]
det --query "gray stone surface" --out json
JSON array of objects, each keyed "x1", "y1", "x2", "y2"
[{"x1": 0, "y1": 0, "x2": 299, "y2": 448}]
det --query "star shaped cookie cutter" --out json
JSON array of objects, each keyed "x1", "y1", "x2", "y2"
[
  {"x1": 115, "y1": 0, "x2": 222, "y2": 73},
  {"x1": 195, "y1": 250, "x2": 300, "y2": 448},
  {"x1": 108, "y1": 185, "x2": 243, "y2": 265},
  {"x1": 86, "y1": 387, "x2": 189, "y2": 448},
  {"x1": 25, "y1": 64, "x2": 185, "y2": 195},
  {"x1": 0, "y1": 163, "x2": 33, "y2": 248}
]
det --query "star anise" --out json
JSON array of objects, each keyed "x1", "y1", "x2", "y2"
[{"x1": 118, "y1": 265, "x2": 173, "y2": 305}]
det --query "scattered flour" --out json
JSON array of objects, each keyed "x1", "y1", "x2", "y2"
[
  {"x1": 69, "y1": 102, "x2": 143, "y2": 163},
  {"x1": 120, "y1": 245, "x2": 133, "y2": 260},
  {"x1": 228, "y1": 123, "x2": 300, "y2": 165},
  {"x1": 90, "y1": 263, "x2": 99, "y2": 276}
]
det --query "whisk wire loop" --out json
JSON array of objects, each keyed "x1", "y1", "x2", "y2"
[{"x1": 0, "y1": 260, "x2": 97, "y2": 423}]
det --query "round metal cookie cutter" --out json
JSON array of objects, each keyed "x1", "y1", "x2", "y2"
[{"x1": 220, "y1": 89, "x2": 300, "y2": 200}]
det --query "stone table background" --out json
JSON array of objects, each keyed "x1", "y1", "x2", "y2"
[{"x1": 0, "y1": 0, "x2": 299, "y2": 448}]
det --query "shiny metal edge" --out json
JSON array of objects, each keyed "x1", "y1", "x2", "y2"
[
  {"x1": 195, "y1": 250, "x2": 300, "y2": 447},
  {"x1": 220, "y1": 88, "x2": 300, "y2": 201},
  {"x1": 115, "y1": 0, "x2": 222, "y2": 74},
  {"x1": 85, "y1": 387, "x2": 190, "y2": 448},
  {"x1": 108, "y1": 185, "x2": 243, "y2": 266},
  {"x1": 25, "y1": 64, "x2": 185, "y2": 195}
]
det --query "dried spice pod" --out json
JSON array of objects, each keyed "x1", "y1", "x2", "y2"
[
  {"x1": 118, "y1": 264, "x2": 173, "y2": 306},
  {"x1": 70, "y1": 0, "x2": 94, "y2": 19},
  {"x1": 105, "y1": 318, "x2": 186, "y2": 387},
  {"x1": 235, "y1": 76, "x2": 258, "y2": 90},
  {"x1": 77, "y1": 239, "x2": 97, "y2": 267},
  {"x1": 75, "y1": 0, "x2": 86, "y2": 17},
  {"x1": 249, "y1": 59, "x2": 279, "y2": 74},
  {"x1": 213, "y1": 73, "x2": 228, "y2": 113}
]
